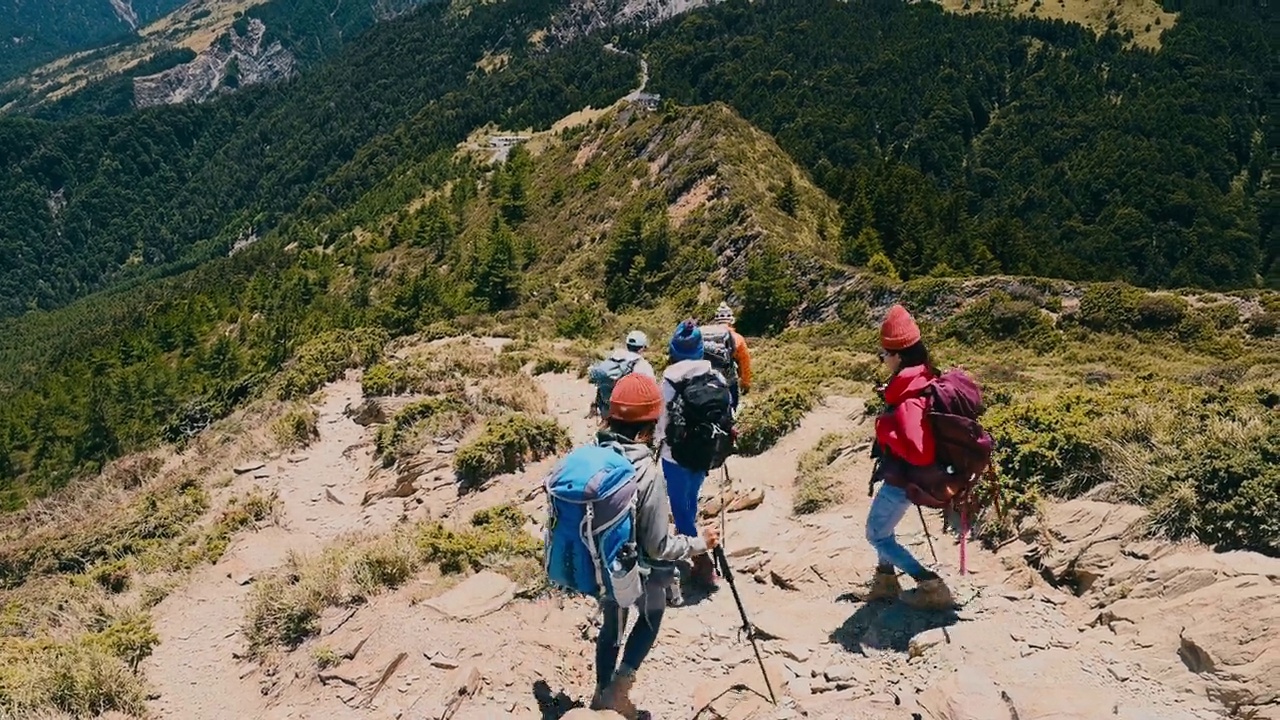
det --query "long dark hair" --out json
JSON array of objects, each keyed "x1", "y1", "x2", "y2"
[{"x1": 894, "y1": 341, "x2": 940, "y2": 377}]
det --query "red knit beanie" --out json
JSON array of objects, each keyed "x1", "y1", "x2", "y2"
[
  {"x1": 609, "y1": 374, "x2": 662, "y2": 423},
  {"x1": 880, "y1": 304, "x2": 922, "y2": 351}
]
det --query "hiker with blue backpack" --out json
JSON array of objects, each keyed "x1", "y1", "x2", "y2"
[
  {"x1": 656, "y1": 320, "x2": 736, "y2": 593},
  {"x1": 544, "y1": 372, "x2": 720, "y2": 719},
  {"x1": 865, "y1": 304, "x2": 995, "y2": 610},
  {"x1": 586, "y1": 330, "x2": 656, "y2": 423}
]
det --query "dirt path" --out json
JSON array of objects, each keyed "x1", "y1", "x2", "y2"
[
  {"x1": 142, "y1": 375, "x2": 397, "y2": 720},
  {"x1": 140, "y1": 370, "x2": 1233, "y2": 720}
]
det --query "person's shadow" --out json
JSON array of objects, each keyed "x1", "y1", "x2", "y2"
[
  {"x1": 532, "y1": 679, "x2": 582, "y2": 719},
  {"x1": 829, "y1": 598, "x2": 959, "y2": 655}
]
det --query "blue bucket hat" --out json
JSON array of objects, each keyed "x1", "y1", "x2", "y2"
[{"x1": 668, "y1": 319, "x2": 704, "y2": 362}]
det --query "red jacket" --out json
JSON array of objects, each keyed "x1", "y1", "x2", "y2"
[{"x1": 874, "y1": 365, "x2": 937, "y2": 468}]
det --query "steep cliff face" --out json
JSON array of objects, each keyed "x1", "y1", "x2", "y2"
[
  {"x1": 549, "y1": 0, "x2": 718, "y2": 43},
  {"x1": 133, "y1": 19, "x2": 295, "y2": 107}
]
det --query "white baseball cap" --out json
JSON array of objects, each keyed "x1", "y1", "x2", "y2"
[{"x1": 625, "y1": 330, "x2": 649, "y2": 350}]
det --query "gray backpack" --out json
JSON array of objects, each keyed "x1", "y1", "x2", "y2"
[
  {"x1": 699, "y1": 324, "x2": 738, "y2": 383},
  {"x1": 588, "y1": 355, "x2": 641, "y2": 415}
]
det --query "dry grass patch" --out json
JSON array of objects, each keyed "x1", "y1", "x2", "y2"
[
  {"x1": 793, "y1": 432, "x2": 854, "y2": 515},
  {"x1": 363, "y1": 338, "x2": 506, "y2": 396},
  {"x1": 271, "y1": 404, "x2": 319, "y2": 450},
  {"x1": 243, "y1": 504, "x2": 539, "y2": 655},
  {"x1": 474, "y1": 373, "x2": 548, "y2": 415}
]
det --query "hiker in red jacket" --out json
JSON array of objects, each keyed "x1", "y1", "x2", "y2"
[{"x1": 864, "y1": 304, "x2": 955, "y2": 610}]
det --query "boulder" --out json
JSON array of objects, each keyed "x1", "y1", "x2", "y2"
[
  {"x1": 424, "y1": 571, "x2": 517, "y2": 621},
  {"x1": 1032, "y1": 500, "x2": 1147, "y2": 591},
  {"x1": 345, "y1": 398, "x2": 389, "y2": 426}
]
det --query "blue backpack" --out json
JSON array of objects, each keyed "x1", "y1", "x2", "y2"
[{"x1": 543, "y1": 443, "x2": 644, "y2": 606}]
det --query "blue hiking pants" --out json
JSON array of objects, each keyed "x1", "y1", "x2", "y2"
[
  {"x1": 661, "y1": 458, "x2": 705, "y2": 537},
  {"x1": 865, "y1": 482, "x2": 927, "y2": 578}
]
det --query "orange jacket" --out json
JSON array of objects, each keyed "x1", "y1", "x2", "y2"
[{"x1": 730, "y1": 328, "x2": 751, "y2": 390}]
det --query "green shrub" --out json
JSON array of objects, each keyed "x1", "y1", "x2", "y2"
[
  {"x1": 554, "y1": 302, "x2": 605, "y2": 340},
  {"x1": 361, "y1": 363, "x2": 409, "y2": 396},
  {"x1": 899, "y1": 277, "x2": 960, "y2": 313},
  {"x1": 866, "y1": 252, "x2": 900, "y2": 282},
  {"x1": 1134, "y1": 294, "x2": 1188, "y2": 330},
  {"x1": 735, "y1": 383, "x2": 819, "y2": 456},
  {"x1": 1194, "y1": 303, "x2": 1240, "y2": 331},
  {"x1": 1077, "y1": 282, "x2": 1143, "y2": 333},
  {"x1": 454, "y1": 413, "x2": 570, "y2": 485},
  {"x1": 277, "y1": 327, "x2": 389, "y2": 399},
  {"x1": 374, "y1": 396, "x2": 472, "y2": 465},
  {"x1": 1246, "y1": 311, "x2": 1280, "y2": 338},
  {"x1": 942, "y1": 291, "x2": 1059, "y2": 350},
  {"x1": 531, "y1": 356, "x2": 572, "y2": 375}
]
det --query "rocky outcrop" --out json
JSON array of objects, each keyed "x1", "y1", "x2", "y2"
[
  {"x1": 549, "y1": 0, "x2": 719, "y2": 44},
  {"x1": 133, "y1": 19, "x2": 296, "y2": 108},
  {"x1": 1010, "y1": 500, "x2": 1280, "y2": 719}
]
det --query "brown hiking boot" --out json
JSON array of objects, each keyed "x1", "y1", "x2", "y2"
[
  {"x1": 902, "y1": 577, "x2": 955, "y2": 610},
  {"x1": 690, "y1": 553, "x2": 718, "y2": 589},
  {"x1": 866, "y1": 569, "x2": 902, "y2": 601},
  {"x1": 599, "y1": 671, "x2": 638, "y2": 719}
]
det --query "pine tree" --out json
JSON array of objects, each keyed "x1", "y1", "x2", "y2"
[
  {"x1": 475, "y1": 216, "x2": 518, "y2": 310},
  {"x1": 776, "y1": 175, "x2": 799, "y2": 217},
  {"x1": 738, "y1": 244, "x2": 798, "y2": 335}
]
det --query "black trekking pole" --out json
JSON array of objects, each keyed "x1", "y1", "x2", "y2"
[
  {"x1": 712, "y1": 545, "x2": 777, "y2": 705},
  {"x1": 918, "y1": 506, "x2": 939, "y2": 564}
]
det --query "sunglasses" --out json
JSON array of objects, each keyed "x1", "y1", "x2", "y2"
[{"x1": 878, "y1": 350, "x2": 896, "y2": 362}]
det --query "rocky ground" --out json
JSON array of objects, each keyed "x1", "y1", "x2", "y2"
[{"x1": 137, "y1": 353, "x2": 1279, "y2": 720}]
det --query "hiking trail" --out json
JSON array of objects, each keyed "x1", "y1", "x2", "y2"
[{"x1": 138, "y1": 351, "x2": 1276, "y2": 720}]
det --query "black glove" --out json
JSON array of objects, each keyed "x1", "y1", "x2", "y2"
[{"x1": 870, "y1": 441, "x2": 882, "y2": 459}]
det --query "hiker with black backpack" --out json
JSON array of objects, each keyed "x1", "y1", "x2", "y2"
[
  {"x1": 864, "y1": 304, "x2": 994, "y2": 610},
  {"x1": 544, "y1": 373, "x2": 720, "y2": 719},
  {"x1": 656, "y1": 320, "x2": 736, "y2": 592},
  {"x1": 587, "y1": 330, "x2": 656, "y2": 422},
  {"x1": 699, "y1": 303, "x2": 752, "y2": 411}
]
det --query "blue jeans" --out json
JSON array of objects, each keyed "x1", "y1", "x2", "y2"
[
  {"x1": 730, "y1": 384, "x2": 740, "y2": 411},
  {"x1": 596, "y1": 603, "x2": 664, "y2": 691},
  {"x1": 865, "y1": 483, "x2": 927, "y2": 578},
  {"x1": 661, "y1": 459, "x2": 705, "y2": 537}
]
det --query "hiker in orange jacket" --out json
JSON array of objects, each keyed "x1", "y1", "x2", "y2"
[{"x1": 701, "y1": 303, "x2": 752, "y2": 411}]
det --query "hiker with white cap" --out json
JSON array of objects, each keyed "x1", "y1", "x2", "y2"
[
  {"x1": 699, "y1": 303, "x2": 752, "y2": 411},
  {"x1": 587, "y1": 330, "x2": 656, "y2": 422}
]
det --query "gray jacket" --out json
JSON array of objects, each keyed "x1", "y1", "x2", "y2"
[{"x1": 598, "y1": 432, "x2": 707, "y2": 576}]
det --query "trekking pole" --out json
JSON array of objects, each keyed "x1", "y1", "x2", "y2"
[
  {"x1": 719, "y1": 464, "x2": 730, "y2": 550},
  {"x1": 712, "y1": 545, "x2": 777, "y2": 705},
  {"x1": 918, "y1": 506, "x2": 939, "y2": 565}
]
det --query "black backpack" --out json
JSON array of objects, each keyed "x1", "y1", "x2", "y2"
[{"x1": 666, "y1": 371, "x2": 735, "y2": 473}]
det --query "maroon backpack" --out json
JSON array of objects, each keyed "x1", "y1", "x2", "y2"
[{"x1": 903, "y1": 369, "x2": 996, "y2": 509}]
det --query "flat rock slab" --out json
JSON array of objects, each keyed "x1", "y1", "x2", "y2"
[
  {"x1": 425, "y1": 571, "x2": 517, "y2": 621},
  {"x1": 233, "y1": 461, "x2": 266, "y2": 475}
]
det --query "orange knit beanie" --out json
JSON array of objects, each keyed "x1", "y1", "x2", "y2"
[
  {"x1": 880, "y1": 304, "x2": 922, "y2": 351},
  {"x1": 609, "y1": 374, "x2": 663, "y2": 423}
]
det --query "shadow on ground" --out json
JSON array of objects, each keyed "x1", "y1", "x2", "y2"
[
  {"x1": 829, "y1": 599, "x2": 959, "y2": 655},
  {"x1": 532, "y1": 679, "x2": 583, "y2": 719}
]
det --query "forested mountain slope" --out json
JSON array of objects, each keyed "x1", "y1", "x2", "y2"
[
  {"x1": 638, "y1": 0, "x2": 1274, "y2": 288},
  {"x1": 0, "y1": 0, "x2": 186, "y2": 84}
]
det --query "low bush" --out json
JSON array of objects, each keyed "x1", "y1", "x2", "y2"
[
  {"x1": 735, "y1": 383, "x2": 819, "y2": 457},
  {"x1": 272, "y1": 405, "x2": 319, "y2": 449},
  {"x1": 1134, "y1": 294, "x2": 1188, "y2": 330},
  {"x1": 1246, "y1": 311, "x2": 1280, "y2": 338},
  {"x1": 373, "y1": 396, "x2": 473, "y2": 465},
  {"x1": 942, "y1": 291, "x2": 1059, "y2": 349},
  {"x1": 453, "y1": 413, "x2": 570, "y2": 485},
  {"x1": 1077, "y1": 282, "x2": 1143, "y2": 333},
  {"x1": 200, "y1": 488, "x2": 280, "y2": 562},
  {"x1": 361, "y1": 339, "x2": 506, "y2": 397},
  {"x1": 277, "y1": 327, "x2": 388, "y2": 399}
]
